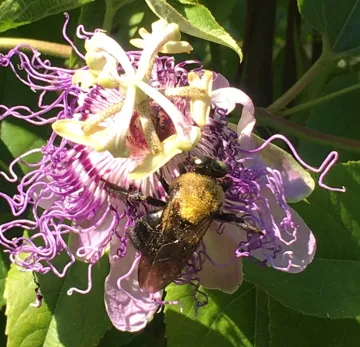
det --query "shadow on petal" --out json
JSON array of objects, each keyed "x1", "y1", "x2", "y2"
[
  {"x1": 69, "y1": 202, "x2": 117, "y2": 262},
  {"x1": 252, "y1": 134, "x2": 315, "y2": 203},
  {"x1": 199, "y1": 222, "x2": 245, "y2": 294},
  {"x1": 252, "y1": 188, "x2": 316, "y2": 273},
  {"x1": 212, "y1": 72, "x2": 230, "y2": 90},
  {"x1": 105, "y1": 238, "x2": 162, "y2": 332}
]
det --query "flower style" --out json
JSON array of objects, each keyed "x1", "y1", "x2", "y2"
[{"x1": 0, "y1": 15, "x2": 345, "y2": 332}]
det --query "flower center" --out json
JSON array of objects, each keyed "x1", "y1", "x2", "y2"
[{"x1": 52, "y1": 20, "x2": 215, "y2": 180}]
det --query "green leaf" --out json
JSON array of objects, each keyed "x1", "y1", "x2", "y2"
[
  {"x1": 98, "y1": 327, "x2": 136, "y2": 347},
  {"x1": 0, "y1": 308, "x2": 7, "y2": 347},
  {"x1": 113, "y1": 0, "x2": 157, "y2": 41},
  {"x1": 112, "y1": 0, "x2": 138, "y2": 11},
  {"x1": 197, "y1": 0, "x2": 237, "y2": 24},
  {"x1": 1, "y1": 119, "x2": 48, "y2": 174},
  {"x1": 294, "y1": 162, "x2": 360, "y2": 261},
  {"x1": 121, "y1": 311, "x2": 166, "y2": 347},
  {"x1": 254, "y1": 288, "x2": 270, "y2": 347},
  {"x1": 164, "y1": 281, "x2": 256, "y2": 347},
  {"x1": 99, "y1": 312, "x2": 167, "y2": 347},
  {"x1": 298, "y1": 73, "x2": 360, "y2": 165},
  {"x1": 245, "y1": 258, "x2": 360, "y2": 320},
  {"x1": 0, "y1": 252, "x2": 8, "y2": 310},
  {"x1": 298, "y1": 0, "x2": 360, "y2": 56},
  {"x1": 269, "y1": 298, "x2": 360, "y2": 347},
  {"x1": 0, "y1": 66, "x2": 53, "y2": 174},
  {"x1": 244, "y1": 162, "x2": 360, "y2": 319},
  {"x1": 0, "y1": 0, "x2": 94, "y2": 32},
  {"x1": 0, "y1": 137, "x2": 15, "y2": 174},
  {"x1": 145, "y1": 0, "x2": 242, "y2": 60},
  {"x1": 5, "y1": 255, "x2": 111, "y2": 347},
  {"x1": 0, "y1": 140, "x2": 19, "y2": 208}
]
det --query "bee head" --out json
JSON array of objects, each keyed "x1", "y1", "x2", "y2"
[{"x1": 190, "y1": 156, "x2": 228, "y2": 178}]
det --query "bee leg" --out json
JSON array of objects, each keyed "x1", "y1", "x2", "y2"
[
  {"x1": 139, "y1": 194, "x2": 167, "y2": 208},
  {"x1": 215, "y1": 213, "x2": 263, "y2": 234},
  {"x1": 103, "y1": 180, "x2": 166, "y2": 207},
  {"x1": 178, "y1": 163, "x2": 187, "y2": 175},
  {"x1": 156, "y1": 170, "x2": 170, "y2": 195},
  {"x1": 219, "y1": 177, "x2": 233, "y2": 191},
  {"x1": 128, "y1": 210, "x2": 163, "y2": 252},
  {"x1": 128, "y1": 223, "x2": 152, "y2": 252}
]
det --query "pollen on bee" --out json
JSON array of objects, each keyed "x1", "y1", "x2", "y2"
[{"x1": 177, "y1": 173, "x2": 223, "y2": 224}]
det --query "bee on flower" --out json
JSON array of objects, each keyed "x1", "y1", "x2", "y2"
[{"x1": 0, "y1": 14, "x2": 344, "y2": 332}]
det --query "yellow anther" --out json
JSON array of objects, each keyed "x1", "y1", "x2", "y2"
[
  {"x1": 81, "y1": 101, "x2": 124, "y2": 134},
  {"x1": 165, "y1": 86, "x2": 208, "y2": 98}
]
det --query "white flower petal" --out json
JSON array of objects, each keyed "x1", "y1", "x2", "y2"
[
  {"x1": 68, "y1": 203, "x2": 115, "y2": 262},
  {"x1": 252, "y1": 134, "x2": 315, "y2": 202},
  {"x1": 251, "y1": 188, "x2": 316, "y2": 273},
  {"x1": 211, "y1": 87, "x2": 255, "y2": 117},
  {"x1": 199, "y1": 222, "x2": 245, "y2": 294},
  {"x1": 212, "y1": 73, "x2": 230, "y2": 90},
  {"x1": 105, "y1": 239, "x2": 162, "y2": 332}
]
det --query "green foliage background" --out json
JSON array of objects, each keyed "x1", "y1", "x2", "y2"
[{"x1": 0, "y1": 0, "x2": 360, "y2": 346}]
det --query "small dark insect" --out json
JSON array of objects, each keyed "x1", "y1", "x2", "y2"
[{"x1": 104, "y1": 156, "x2": 262, "y2": 293}]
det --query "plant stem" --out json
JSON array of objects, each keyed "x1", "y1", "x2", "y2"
[
  {"x1": 281, "y1": 82, "x2": 360, "y2": 116},
  {"x1": 256, "y1": 107, "x2": 360, "y2": 152},
  {"x1": 0, "y1": 38, "x2": 71, "y2": 58},
  {"x1": 266, "y1": 51, "x2": 331, "y2": 112},
  {"x1": 103, "y1": 0, "x2": 115, "y2": 32}
]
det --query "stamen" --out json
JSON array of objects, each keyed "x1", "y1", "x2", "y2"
[
  {"x1": 165, "y1": 86, "x2": 208, "y2": 98},
  {"x1": 82, "y1": 100, "x2": 124, "y2": 133}
]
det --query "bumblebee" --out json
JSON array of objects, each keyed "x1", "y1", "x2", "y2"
[{"x1": 104, "y1": 156, "x2": 261, "y2": 293}]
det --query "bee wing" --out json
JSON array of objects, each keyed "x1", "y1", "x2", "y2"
[
  {"x1": 138, "y1": 241, "x2": 191, "y2": 293},
  {"x1": 138, "y1": 216, "x2": 214, "y2": 293}
]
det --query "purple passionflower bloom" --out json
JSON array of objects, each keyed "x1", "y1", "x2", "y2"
[{"x1": 0, "y1": 15, "x2": 344, "y2": 332}]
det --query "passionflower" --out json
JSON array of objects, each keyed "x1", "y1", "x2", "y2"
[{"x1": 0, "y1": 14, "x2": 344, "y2": 332}]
